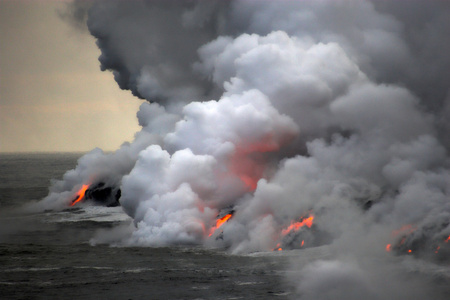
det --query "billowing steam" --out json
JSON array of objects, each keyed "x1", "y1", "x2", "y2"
[{"x1": 35, "y1": 0, "x2": 450, "y2": 297}]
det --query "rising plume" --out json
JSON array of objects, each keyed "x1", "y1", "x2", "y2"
[{"x1": 36, "y1": 1, "x2": 450, "y2": 298}]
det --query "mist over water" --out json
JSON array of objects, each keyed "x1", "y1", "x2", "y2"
[
  {"x1": 0, "y1": 153, "x2": 81, "y2": 208},
  {"x1": 19, "y1": 0, "x2": 450, "y2": 299},
  {"x1": 0, "y1": 154, "x2": 291, "y2": 299}
]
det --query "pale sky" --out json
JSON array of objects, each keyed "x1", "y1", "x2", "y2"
[{"x1": 0, "y1": 0, "x2": 143, "y2": 152}]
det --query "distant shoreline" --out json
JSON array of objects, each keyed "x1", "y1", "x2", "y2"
[{"x1": 0, "y1": 151, "x2": 111, "y2": 155}]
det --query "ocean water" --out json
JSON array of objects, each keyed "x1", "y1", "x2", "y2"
[
  {"x1": 0, "y1": 153, "x2": 291, "y2": 300},
  {"x1": 2, "y1": 153, "x2": 450, "y2": 300}
]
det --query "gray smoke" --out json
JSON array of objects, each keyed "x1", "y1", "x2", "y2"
[
  {"x1": 39, "y1": 0, "x2": 450, "y2": 298},
  {"x1": 86, "y1": 0, "x2": 231, "y2": 102}
]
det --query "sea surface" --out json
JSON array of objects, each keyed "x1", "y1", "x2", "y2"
[
  {"x1": 2, "y1": 153, "x2": 450, "y2": 300},
  {"x1": 0, "y1": 153, "x2": 291, "y2": 300}
]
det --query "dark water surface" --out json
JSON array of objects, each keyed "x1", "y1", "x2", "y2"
[
  {"x1": 0, "y1": 153, "x2": 81, "y2": 208},
  {"x1": 0, "y1": 153, "x2": 290, "y2": 300},
  {"x1": 3, "y1": 153, "x2": 450, "y2": 300},
  {"x1": 0, "y1": 243, "x2": 290, "y2": 300}
]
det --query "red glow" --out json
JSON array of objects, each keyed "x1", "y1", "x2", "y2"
[
  {"x1": 229, "y1": 142, "x2": 278, "y2": 192},
  {"x1": 392, "y1": 224, "x2": 416, "y2": 237},
  {"x1": 301, "y1": 240, "x2": 304, "y2": 247},
  {"x1": 272, "y1": 243, "x2": 282, "y2": 251},
  {"x1": 385, "y1": 224, "x2": 417, "y2": 252},
  {"x1": 239, "y1": 174, "x2": 258, "y2": 191},
  {"x1": 70, "y1": 184, "x2": 89, "y2": 206},
  {"x1": 386, "y1": 226, "x2": 450, "y2": 254},
  {"x1": 281, "y1": 215, "x2": 314, "y2": 236},
  {"x1": 208, "y1": 214, "x2": 232, "y2": 237}
]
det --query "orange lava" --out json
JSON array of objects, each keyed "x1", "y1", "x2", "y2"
[
  {"x1": 386, "y1": 226, "x2": 450, "y2": 254},
  {"x1": 281, "y1": 215, "x2": 314, "y2": 236},
  {"x1": 385, "y1": 224, "x2": 416, "y2": 252},
  {"x1": 272, "y1": 243, "x2": 282, "y2": 251},
  {"x1": 208, "y1": 214, "x2": 232, "y2": 237},
  {"x1": 301, "y1": 240, "x2": 304, "y2": 247},
  {"x1": 70, "y1": 184, "x2": 89, "y2": 206}
]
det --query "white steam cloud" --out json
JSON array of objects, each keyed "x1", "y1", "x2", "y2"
[{"x1": 36, "y1": 0, "x2": 450, "y2": 298}]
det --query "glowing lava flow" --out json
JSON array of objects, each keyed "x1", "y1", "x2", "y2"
[
  {"x1": 70, "y1": 184, "x2": 89, "y2": 206},
  {"x1": 385, "y1": 224, "x2": 416, "y2": 252},
  {"x1": 435, "y1": 235, "x2": 450, "y2": 254},
  {"x1": 208, "y1": 214, "x2": 233, "y2": 237},
  {"x1": 274, "y1": 243, "x2": 282, "y2": 251},
  {"x1": 281, "y1": 215, "x2": 314, "y2": 236},
  {"x1": 273, "y1": 216, "x2": 311, "y2": 252}
]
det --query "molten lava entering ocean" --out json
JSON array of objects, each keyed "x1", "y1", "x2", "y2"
[
  {"x1": 208, "y1": 214, "x2": 233, "y2": 237},
  {"x1": 70, "y1": 184, "x2": 89, "y2": 206}
]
